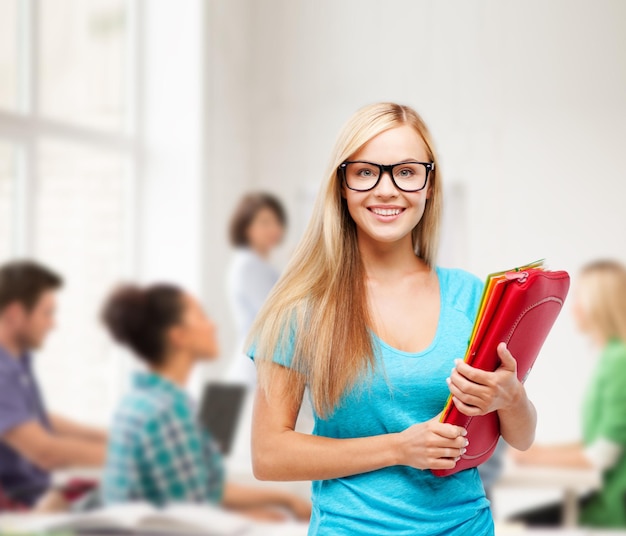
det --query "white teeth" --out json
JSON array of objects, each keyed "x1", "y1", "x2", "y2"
[{"x1": 371, "y1": 207, "x2": 401, "y2": 216}]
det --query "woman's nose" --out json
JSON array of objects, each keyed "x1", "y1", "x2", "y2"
[{"x1": 373, "y1": 171, "x2": 399, "y2": 197}]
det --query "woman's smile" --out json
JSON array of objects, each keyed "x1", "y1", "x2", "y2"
[{"x1": 367, "y1": 204, "x2": 406, "y2": 222}]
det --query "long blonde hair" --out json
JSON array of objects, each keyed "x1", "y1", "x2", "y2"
[
  {"x1": 578, "y1": 260, "x2": 626, "y2": 344},
  {"x1": 247, "y1": 102, "x2": 442, "y2": 416}
]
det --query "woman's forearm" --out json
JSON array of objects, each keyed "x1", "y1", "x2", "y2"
[
  {"x1": 498, "y1": 383, "x2": 537, "y2": 451},
  {"x1": 252, "y1": 429, "x2": 401, "y2": 481},
  {"x1": 252, "y1": 365, "x2": 467, "y2": 481}
]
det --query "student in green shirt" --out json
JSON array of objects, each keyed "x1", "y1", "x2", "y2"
[{"x1": 513, "y1": 259, "x2": 626, "y2": 528}]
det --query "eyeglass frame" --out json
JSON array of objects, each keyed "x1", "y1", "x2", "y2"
[{"x1": 338, "y1": 160, "x2": 435, "y2": 193}]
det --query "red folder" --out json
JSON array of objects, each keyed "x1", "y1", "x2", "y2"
[{"x1": 432, "y1": 264, "x2": 570, "y2": 477}]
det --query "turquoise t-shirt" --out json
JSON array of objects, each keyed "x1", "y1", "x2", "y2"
[{"x1": 249, "y1": 267, "x2": 494, "y2": 536}]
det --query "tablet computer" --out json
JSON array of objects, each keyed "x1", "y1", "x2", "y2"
[{"x1": 198, "y1": 382, "x2": 247, "y2": 456}]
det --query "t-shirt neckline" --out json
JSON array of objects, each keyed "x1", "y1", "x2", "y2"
[{"x1": 371, "y1": 265, "x2": 444, "y2": 358}]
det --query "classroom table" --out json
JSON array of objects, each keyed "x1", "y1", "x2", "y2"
[{"x1": 494, "y1": 461, "x2": 603, "y2": 527}]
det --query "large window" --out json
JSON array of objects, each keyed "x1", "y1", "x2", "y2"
[
  {"x1": 39, "y1": 0, "x2": 128, "y2": 131},
  {"x1": 0, "y1": 142, "x2": 17, "y2": 260},
  {"x1": 0, "y1": 0, "x2": 18, "y2": 110},
  {"x1": 0, "y1": 0, "x2": 138, "y2": 425}
]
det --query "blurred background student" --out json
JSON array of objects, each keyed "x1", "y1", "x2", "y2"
[
  {"x1": 101, "y1": 283, "x2": 310, "y2": 521},
  {"x1": 225, "y1": 193, "x2": 287, "y2": 387},
  {"x1": 0, "y1": 261, "x2": 107, "y2": 509},
  {"x1": 512, "y1": 260, "x2": 626, "y2": 528}
]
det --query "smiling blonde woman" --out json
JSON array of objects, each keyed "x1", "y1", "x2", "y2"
[{"x1": 247, "y1": 102, "x2": 537, "y2": 535}]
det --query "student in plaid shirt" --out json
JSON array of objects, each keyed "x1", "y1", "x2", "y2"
[
  {"x1": 104, "y1": 370, "x2": 224, "y2": 506},
  {"x1": 101, "y1": 283, "x2": 310, "y2": 521}
]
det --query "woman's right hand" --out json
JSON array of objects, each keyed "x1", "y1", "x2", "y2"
[
  {"x1": 396, "y1": 414, "x2": 468, "y2": 470},
  {"x1": 253, "y1": 365, "x2": 468, "y2": 481}
]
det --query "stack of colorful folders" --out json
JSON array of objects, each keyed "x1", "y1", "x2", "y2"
[{"x1": 433, "y1": 259, "x2": 570, "y2": 477}]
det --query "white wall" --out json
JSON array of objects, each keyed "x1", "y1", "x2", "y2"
[
  {"x1": 139, "y1": 0, "x2": 205, "y2": 293},
  {"x1": 191, "y1": 0, "x2": 255, "y2": 384},
  {"x1": 127, "y1": 0, "x2": 210, "y2": 396},
  {"x1": 202, "y1": 0, "x2": 626, "y2": 445}
]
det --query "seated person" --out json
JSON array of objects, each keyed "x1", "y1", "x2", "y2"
[
  {"x1": 100, "y1": 283, "x2": 311, "y2": 521},
  {"x1": 0, "y1": 260, "x2": 107, "y2": 508},
  {"x1": 512, "y1": 260, "x2": 626, "y2": 528}
]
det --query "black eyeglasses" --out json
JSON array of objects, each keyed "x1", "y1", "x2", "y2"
[{"x1": 338, "y1": 160, "x2": 434, "y2": 192}]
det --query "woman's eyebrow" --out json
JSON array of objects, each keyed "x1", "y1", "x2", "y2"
[{"x1": 355, "y1": 157, "x2": 424, "y2": 163}]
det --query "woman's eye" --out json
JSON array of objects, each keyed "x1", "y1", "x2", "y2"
[
  {"x1": 358, "y1": 169, "x2": 374, "y2": 177},
  {"x1": 397, "y1": 168, "x2": 415, "y2": 177}
]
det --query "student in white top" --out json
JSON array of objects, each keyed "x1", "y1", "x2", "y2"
[{"x1": 225, "y1": 193, "x2": 287, "y2": 387}]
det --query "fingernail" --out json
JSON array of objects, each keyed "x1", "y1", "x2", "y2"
[
  {"x1": 461, "y1": 448, "x2": 467, "y2": 455},
  {"x1": 454, "y1": 456, "x2": 460, "y2": 462},
  {"x1": 464, "y1": 439, "x2": 469, "y2": 447},
  {"x1": 461, "y1": 428, "x2": 468, "y2": 436},
  {"x1": 454, "y1": 359, "x2": 461, "y2": 366},
  {"x1": 445, "y1": 377, "x2": 451, "y2": 385},
  {"x1": 451, "y1": 367, "x2": 456, "y2": 375}
]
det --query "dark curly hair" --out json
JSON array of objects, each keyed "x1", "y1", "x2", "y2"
[{"x1": 101, "y1": 283, "x2": 185, "y2": 366}]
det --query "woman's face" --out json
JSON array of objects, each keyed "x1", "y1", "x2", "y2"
[
  {"x1": 342, "y1": 125, "x2": 431, "y2": 247},
  {"x1": 246, "y1": 207, "x2": 285, "y2": 256},
  {"x1": 170, "y1": 294, "x2": 220, "y2": 360}
]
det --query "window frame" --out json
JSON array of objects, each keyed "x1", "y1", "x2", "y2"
[
  {"x1": 0, "y1": 0, "x2": 141, "y2": 267},
  {"x1": 0, "y1": 0, "x2": 144, "y2": 423}
]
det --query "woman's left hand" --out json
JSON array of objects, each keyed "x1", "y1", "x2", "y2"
[{"x1": 447, "y1": 342, "x2": 524, "y2": 417}]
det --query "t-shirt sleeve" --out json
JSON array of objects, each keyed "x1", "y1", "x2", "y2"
[
  {"x1": 467, "y1": 272, "x2": 485, "y2": 318},
  {"x1": 445, "y1": 268, "x2": 485, "y2": 324},
  {"x1": 596, "y1": 349, "x2": 626, "y2": 445},
  {"x1": 0, "y1": 371, "x2": 36, "y2": 437},
  {"x1": 246, "y1": 319, "x2": 297, "y2": 369}
]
